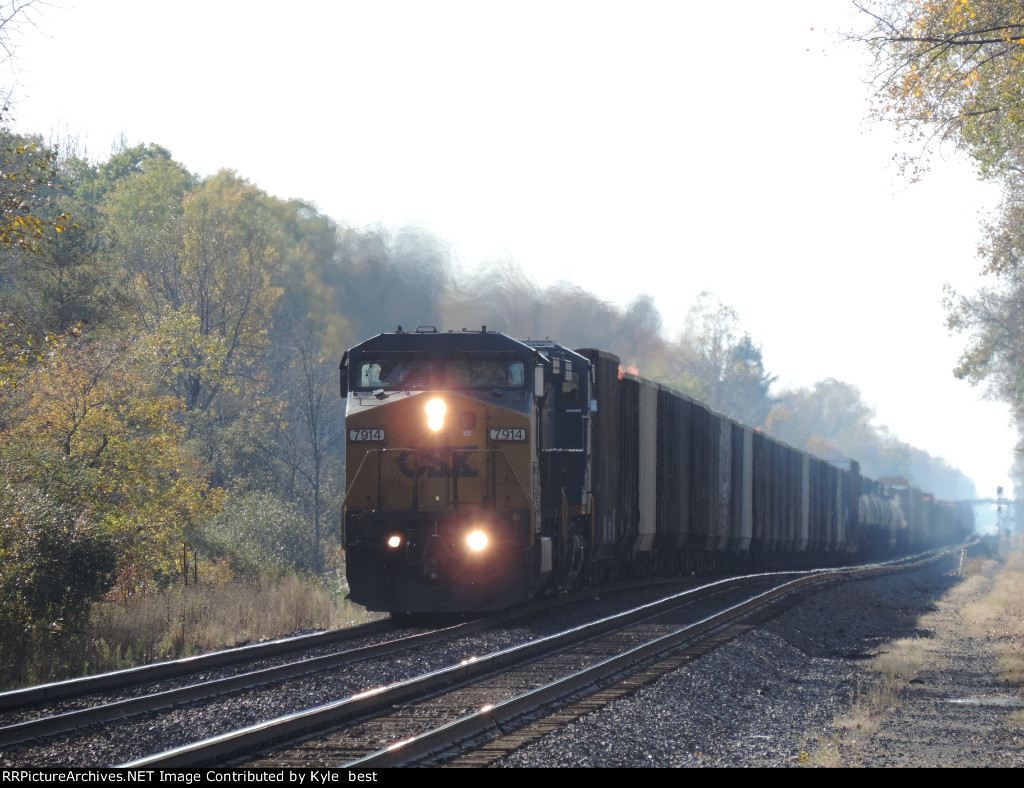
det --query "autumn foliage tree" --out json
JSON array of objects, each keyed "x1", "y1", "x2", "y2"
[
  {"x1": 1, "y1": 336, "x2": 222, "y2": 592},
  {"x1": 858, "y1": 0, "x2": 1024, "y2": 173},
  {"x1": 0, "y1": 132, "x2": 72, "y2": 252},
  {"x1": 859, "y1": 0, "x2": 1024, "y2": 470}
]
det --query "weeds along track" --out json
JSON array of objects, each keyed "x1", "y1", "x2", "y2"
[{"x1": 125, "y1": 557, "x2": 940, "y2": 769}]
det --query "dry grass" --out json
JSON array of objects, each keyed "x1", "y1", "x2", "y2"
[
  {"x1": 825, "y1": 636, "x2": 932, "y2": 741},
  {"x1": 801, "y1": 669, "x2": 913, "y2": 766},
  {"x1": 804, "y1": 544, "x2": 1024, "y2": 766},
  {"x1": 85, "y1": 573, "x2": 382, "y2": 673},
  {"x1": 871, "y1": 636, "x2": 934, "y2": 682},
  {"x1": 955, "y1": 551, "x2": 1024, "y2": 687},
  {"x1": 988, "y1": 552, "x2": 1024, "y2": 687},
  {"x1": 5, "y1": 573, "x2": 383, "y2": 687}
]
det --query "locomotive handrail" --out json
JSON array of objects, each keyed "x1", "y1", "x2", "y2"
[
  {"x1": 561, "y1": 487, "x2": 569, "y2": 542},
  {"x1": 340, "y1": 450, "x2": 378, "y2": 512}
]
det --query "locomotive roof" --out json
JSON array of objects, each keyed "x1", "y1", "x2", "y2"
[{"x1": 347, "y1": 327, "x2": 539, "y2": 358}]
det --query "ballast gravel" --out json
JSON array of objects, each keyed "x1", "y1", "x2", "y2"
[
  {"x1": 0, "y1": 584, "x2": 700, "y2": 767},
  {"x1": 496, "y1": 553, "x2": 1024, "y2": 768},
  {"x1": 6, "y1": 553, "x2": 1022, "y2": 768}
]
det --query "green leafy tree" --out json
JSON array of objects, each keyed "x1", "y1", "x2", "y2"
[
  {"x1": 0, "y1": 182, "x2": 115, "y2": 335},
  {"x1": 716, "y1": 334, "x2": 778, "y2": 427},
  {"x1": 0, "y1": 475, "x2": 115, "y2": 684},
  {"x1": 264, "y1": 324, "x2": 345, "y2": 566},
  {"x1": 103, "y1": 154, "x2": 193, "y2": 329},
  {"x1": 666, "y1": 293, "x2": 777, "y2": 424},
  {"x1": 944, "y1": 259, "x2": 1024, "y2": 455},
  {"x1": 202, "y1": 491, "x2": 317, "y2": 577},
  {"x1": 80, "y1": 142, "x2": 175, "y2": 205},
  {"x1": 0, "y1": 143, "x2": 177, "y2": 337},
  {"x1": 176, "y1": 171, "x2": 284, "y2": 409},
  {"x1": 272, "y1": 200, "x2": 351, "y2": 358},
  {"x1": 108, "y1": 168, "x2": 284, "y2": 414}
]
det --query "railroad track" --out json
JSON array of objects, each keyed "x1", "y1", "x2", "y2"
[
  {"x1": 0, "y1": 618, "x2": 471, "y2": 746},
  {"x1": 0, "y1": 618, "x2": 395, "y2": 713},
  {"x1": 0, "y1": 551, "x2": 946, "y2": 767},
  {"x1": 0, "y1": 578, "x2": 701, "y2": 765},
  {"x1": 123, "y1": 555, "x2": 938, "y2": 768}
]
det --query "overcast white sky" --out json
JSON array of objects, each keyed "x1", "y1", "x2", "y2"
[{"x1": 6, "y1": 0, "x2": 1017, "y2": 510}]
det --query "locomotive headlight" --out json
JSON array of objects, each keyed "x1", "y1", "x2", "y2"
[
  {"x1": 425, "y1": 397, "x2": 447, "y2": 432},
  {"x1": 466, "y1": 529, "x2": 489, "y2": 553},
  {"x1": 386, "y1": 534, "x2": 403, "y2": 549}
]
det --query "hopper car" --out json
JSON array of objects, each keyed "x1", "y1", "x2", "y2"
[{"x1": 339, "y1": 327, "x2": 973, "y2": 614}]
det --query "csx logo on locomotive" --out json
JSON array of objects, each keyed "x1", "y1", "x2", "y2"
[{"x1": 395, "y1": 447, "x2": 480, "y2": 478}]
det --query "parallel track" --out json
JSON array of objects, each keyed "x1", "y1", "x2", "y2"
[
  {"x1": 125, "y1": 554, "x2": 938, "y2": 768},
  {"x1": 0, "y1": 619, "x2": 394, "y2": 712},
  {"x1": 0, "y1": 578, "x2": 699, "y2": 755},
  {"x1": 0, "y1": 620, "x2": 462, "y2": 745},
  {"x1": 2, "y1": 551, "x2": 948, "y2": 767}
]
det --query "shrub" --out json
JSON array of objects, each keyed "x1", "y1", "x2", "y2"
[
  {"x1": 201, "y1": 491, "x2": 319, "y2": 577},
  {"x1": 0, "y1": 476, "x2": 115, "y2": 686}
]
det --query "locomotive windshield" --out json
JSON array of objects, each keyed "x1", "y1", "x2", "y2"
[
  {"x1": 358, "y1": 357, "x2": 436, "y2": 390},
  {"x1": 353, "y1": 352, "x2": 526, "y2": 392},
  {"x1": 445, "y1": 358, "x2": 525, "y2": 389}
]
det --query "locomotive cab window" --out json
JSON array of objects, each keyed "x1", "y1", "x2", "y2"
[
  {"x1": 444, "y1": 357, "x2": 526, "y2": 390},
  {"x1": 359, "y1": 363, "x2": 383, "y2": 388},
  {"x1": 354, "y1": 355, "x2": 437, "y2": 391}
]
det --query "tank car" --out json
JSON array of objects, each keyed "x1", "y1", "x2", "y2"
[{"x1": 877, "y1": 478, "x2": 974, "y2": 551}]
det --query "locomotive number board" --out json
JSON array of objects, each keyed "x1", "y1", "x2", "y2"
[
  {"x1": 349, "y1": 428, "x2": 386, "y2": 441},
  {"x1": 489, "y1": 427, "x2": 526, "y2": 441}
]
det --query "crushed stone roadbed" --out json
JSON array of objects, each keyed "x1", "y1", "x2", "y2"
[{"x1": 494, "y1": 552, "x2": 1024, "y2": 767}]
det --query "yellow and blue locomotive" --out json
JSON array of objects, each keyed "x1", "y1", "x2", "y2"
[{"x1": 340, "y1": 327, "x2": 590, "y2": 613}]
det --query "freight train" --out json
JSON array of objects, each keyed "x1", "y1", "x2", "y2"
[{"x1": 339, "y1": 327, "x2": 973, "y2": 614}]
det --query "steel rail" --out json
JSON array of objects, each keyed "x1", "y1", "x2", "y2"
[
  {"x1": 0, "y1": 619, "x2": 471, "y2": 745},
  {"x1": 1, "y1": 574, "x2": 710, "y2": 747},
  {"x1": 0, "y1": 619, "x2": 394, "y2": 712},
  {"x1": 343, "y1": 574, "x2": 828, "y2": 767},
  {"x1": 117, "y1": 570, "x2": 834, "y2": 768},
  {"x1": 123, "y1": 549, "x2": 952, "y2": 768}
]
